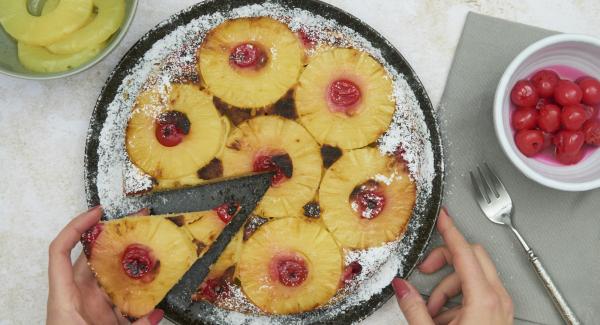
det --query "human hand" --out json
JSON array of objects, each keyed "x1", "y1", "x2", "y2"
[
  {"x1": 47, "y1": 206, "x2": 164, "y2": 325},
  {"x1": 392, "y1": 208, "x2": 513, "y2": 325}
]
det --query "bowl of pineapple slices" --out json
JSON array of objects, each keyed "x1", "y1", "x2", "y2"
[
  {"x1": 0, "y1": 0, "x2": 137, "y2": 79},
  {"x1": 83, "y1": 0, "x2": 443, "y2": 324}
]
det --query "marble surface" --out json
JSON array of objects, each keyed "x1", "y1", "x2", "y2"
[{"x1": 1, "y1": 1, "x2": 599, "y2": 324}]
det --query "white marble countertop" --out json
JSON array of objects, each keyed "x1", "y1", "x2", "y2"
[{"x1": 1, "y1": 1, "x2": 599, "y2": 324}]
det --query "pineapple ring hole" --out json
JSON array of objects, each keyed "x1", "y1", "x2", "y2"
[
  {"x1": 269, "y1": 254, "x2": 308, "y2": 287},
  {"x1": 349, "y1": 180, "x2": 386, "y2": 219},
  {"x1": 327, "y1": 79, "x2": 362, "y2": 115},
  {"x1": 121, "y1": 244, "x2": 158, "y2": 280},
  {"x1": 154, "y1": 111, "x2": 190, "y2": 147},
  {"x1": 229, "y1": 43, "x2": 268, "y2": 69}
]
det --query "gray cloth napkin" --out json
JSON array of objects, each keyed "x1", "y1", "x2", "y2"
[{"x1": 408, "y1": 12, "x2": 600, "y2": 325}]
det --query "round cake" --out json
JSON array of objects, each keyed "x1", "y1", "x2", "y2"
[{"x1": 90, "y1": 11, "x2": 432, "y2": 322}]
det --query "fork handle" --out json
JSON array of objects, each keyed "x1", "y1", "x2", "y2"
[{"x1": 526, "y1": 249, "x2": 580, "y2": 325}]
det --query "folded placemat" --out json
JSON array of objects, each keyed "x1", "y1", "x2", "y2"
[{"x1": 408, "y1": 12, "x2": 600, "y2": 325}]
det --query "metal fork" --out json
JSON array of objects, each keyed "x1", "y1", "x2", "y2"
[{"x1": 470, "y1": 163, "x2": 580, "y2": 325}]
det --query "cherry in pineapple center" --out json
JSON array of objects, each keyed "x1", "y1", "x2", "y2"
[
  {"x1": 269, "y1": 254, "x2": 308, "y2": 287},
  {"x1": 229, "y1": 43, "x2": 268, "y2": 69},
  {"x1": 121, "y1": 244, "x2": 158, "y2": 281},
  {"x1": 328, "y1": 79, "x2": 362, "y2": 115},
  {"x1": 154, "y1": 111, "x2": 190, "y2": 147},
  {"x1": 253, "y1": 153, "x2": 293, "y2": 186},
  {"x1": 350, "y1": 180, "x2": 386, "y2": 219}
]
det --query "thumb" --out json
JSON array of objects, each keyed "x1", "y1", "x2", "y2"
[
  {"x1": 131, "y1": 309, "x2": 164, "y2": 325},
  {"x1": 392, "y1": 278, "x2": 434, "y2": 325}
]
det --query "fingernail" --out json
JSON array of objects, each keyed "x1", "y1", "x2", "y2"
[
  {"x1": 392, "y1": 278, "x2": 410, "y2": 300},
  {"x1": 147, "y1": 308, "x2": 164, "y2": 325},
  {"x1": 86, "y1": 205, "x2": 103, "y2": 213}
]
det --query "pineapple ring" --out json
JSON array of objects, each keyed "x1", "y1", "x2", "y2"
[
  {"x1": 17, "y1": 41, "x2": 104, "y2": 73},
  {"x1": 46, "y1": 0, "x2": 125, "y2": 54},
  {"x1": 89, "y1": 216, "x2": 197, "y2": 318},
  {"x1": 126, "y1": 84, "x2": 225, "y2": 179},
  {"x1": 238, "y1": 218, "x2": 342, "y2": 314},
  {"x1": 319, "y1": 147, "x2": 416, "y2": 249},
  {"x1": 179, "y1": 211, "x2": 243, "y2": 279},
  {"x1": 295, "y1": 48, "x2": 396, "y2": 149},
  {"x1": 198, "y1": 17, "x2": 304, "y2": 108},
  {"x1": 0, "y1": 0, "x2": 93, "y2": 46},
  {"x1": 221, "y1": 116, "x2": 322, "y2": 218}
]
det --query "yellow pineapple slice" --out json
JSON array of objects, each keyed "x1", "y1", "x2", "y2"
[
  {"x1": 319, "y1": 147, "x2": 416, "y2": 249},
  {"x1": 0, "y1": 0, "x2": 92, "y2": 46},
  {"x1": 85, "y1": 216, "x2": 196, "y2": 318},
  {"x1": 17, "y1": 41, "x2": 104, "y2": 73},
  {"x1": 198, "y1": 17, "x2": 303, "y2": 108},
  {"x1": 41, "y1": 0, "x2": 60, "y2": 13},
  {"x1": 126, "y1": 84, "x2": 225, "y2": 179},
  {"x1": 295, "y1": 48, "x2": 395, "y2": 149},
  {"x1": 221, "y1": 116, "x2": 322, "y2": 218},
  {"x1": 46, "y1": 0, "x2": 125, "y2": 54},
  {"x1": 238, "y1": 218, "x2": 342, "y2": 314}
]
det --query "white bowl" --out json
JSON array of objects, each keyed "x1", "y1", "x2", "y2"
[{"x1": 494, "y1": 34, "x2": 600, "y2": 191}]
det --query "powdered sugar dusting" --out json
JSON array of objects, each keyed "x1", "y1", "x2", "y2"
[{"x1": 89, "y1": 1, "x2": 436, "y2": 323}]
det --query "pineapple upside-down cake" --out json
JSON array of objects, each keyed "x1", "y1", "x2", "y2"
[{"x1": 89, "y1": 16, "x2": 417, "y2": 318}]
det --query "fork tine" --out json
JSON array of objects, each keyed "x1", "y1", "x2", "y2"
[
  {"x1": 470, "y1": 170, "x2": 490, "y2": 204},
  {"x1": 477, "y1": 165, "x2": 497, "y2": 199},
  {"x1": 483, "y1": 163, "x2": 508, "y2": 198}
]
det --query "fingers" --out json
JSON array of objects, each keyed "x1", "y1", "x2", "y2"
[
  {"x1": 418, "y1": 246, "x2": 452, "y2": 274},
  {"x1": 131, "y1": 309, "x2": 164, "y2": 325},
  {"x1": 426, "y1": 272, "x2": 461, "y2": 317},
  {"x1": 432, "y1": 306, "x2": 461, "y2": 325},
  {"x1": 436, "y1": 209, "x2": 490, "y2": 297},
  {"x1": 471, "y1": 245, "x2": 514, "y2": 315},
  {"x1": 48, "y1": 206, "x2": 103, "y2": 294},
  {"x1": 392, "y1": 278, "x2": 434, "y2": 325}
]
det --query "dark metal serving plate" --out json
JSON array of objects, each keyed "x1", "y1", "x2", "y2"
[{"x1": 84, "y1": 0, "x2": 444, "y2": 323}]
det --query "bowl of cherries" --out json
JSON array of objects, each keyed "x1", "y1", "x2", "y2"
[{"x1": 494, "y1": 34, "x2": 600, "y2": 191}]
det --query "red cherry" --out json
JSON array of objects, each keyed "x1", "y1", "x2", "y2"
[
  {"x1": 511, "y1": 108, "x2": 539, "y2": 130},
  {"x1": 542, "y1": 132, "x2": 554, "y2": 150},
  {"x1": 510, "y1": 80, "x2": 539, "y2": 107},
  {"x1": 561, "y1": 105, "x2": 587, "y2": 131},
  {"x1": 555, "y1": 149, "x2": 584, "y2": 165},
  {"x1": 154, "y1": 111, "x2": 190, "y2": 147},
  {"x1": 554, "y1": 80, "x2": 583, "y2": 106},
  {"x1": 197, "y1": 278, "x2": 230, "y2": 302},
  {"x1": 81, "y1": 223, "x2": 103, "y2": 258},
  {"x1": 350, "y1": 180, "x2": 386, "y2": 219},
  {"x1": 328, "y1": 79, "x2": 362, "y2": 113},
  {"x1": 538, "y1": 104, "x2": 561, "y2": 133},
  {"x1": 582, "y1": 105, "x2": 597, "y2": 120},
  {"x1": 213, "y1": 202, "x2": 240, "y2": 224},
  {"x1": 253, "y1": 154, "x2": 293, "y2": 186},
  {"x1": 276, "y1": 257, "x2": 308, "y2": 287},
  {"x1": 229, "y1": 43, "x2": 267, "y2": 68},
  {"x1": 582, "y1": 119, "x2": 600, "y2": 145},
  {"x1": 553, "y1": 130, "x2": 585, "y2": 155},
  {"x1": 515, "y1": 129, "x2": 544, "y2": 157},
  {"x1": 121, "y1": 244, "x2": 156, "y2": 280},
  {"x1": 577, "y1": 77, "x2": 600, "y2": 105},
  {"x1": 530, "y1": 70, "x2": 559, "y2": 98},
  {"x1": 298, "y1": 29, "x2": 317, "y2": 49},
  {"x1": 341, "y1": 261, "x2": 363, "y2": 284}
]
